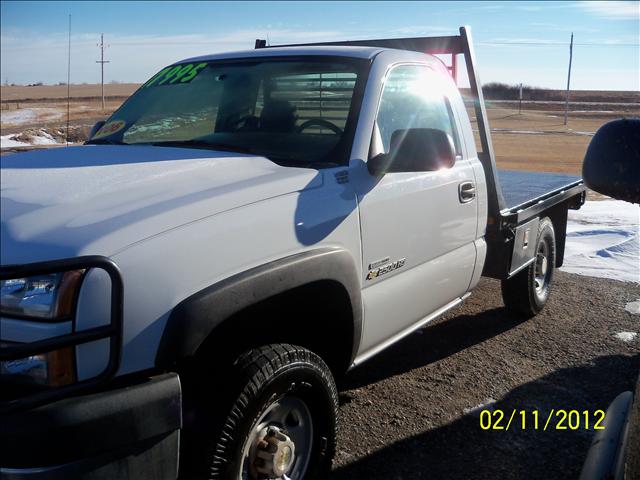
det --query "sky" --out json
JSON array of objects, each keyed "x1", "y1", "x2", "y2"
[{"x1": 1, "y1": 1, "x2": 639, "y2": 90}]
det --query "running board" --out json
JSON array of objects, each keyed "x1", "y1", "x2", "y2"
[{"x1": 351, "y1": 293, "x2": 471, "y2": 368}]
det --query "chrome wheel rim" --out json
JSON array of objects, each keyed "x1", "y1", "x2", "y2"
[
  {"x1": 534, "y1": 238, "x2": 550, "y2": 296},
  {"x1": 239, "y1": 396, "x2": 314, "y2": 480}
]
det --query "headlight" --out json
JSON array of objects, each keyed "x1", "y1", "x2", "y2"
[
  {"x1": 0, "y1": 345, "x2": 76, "y2": 387},
  {"x1": 0, "y1": 270, "x2": 84, "y2": 320}
]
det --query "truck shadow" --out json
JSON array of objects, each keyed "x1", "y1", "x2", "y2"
[
  {"x1": 294, "y1": 159, "x2": 380, "y2": 245},
  {"x1": 331, "y1": 354, "x2": 640, "y2": 480},
  {"x1": 341, "y1": 307, "x2": 528, "y2": 391}
]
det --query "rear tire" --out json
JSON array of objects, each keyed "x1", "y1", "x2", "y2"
[
  {"x1": 184, "y1": 344, "x2": 338, "y2": 480},
  {"x1": 501, "y1": 217, "x2": 556, "y2": 318}
]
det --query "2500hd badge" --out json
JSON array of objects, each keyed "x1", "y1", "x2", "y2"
[{"x1": 366, "y1": 258, "x2": 407, "y2": 280}]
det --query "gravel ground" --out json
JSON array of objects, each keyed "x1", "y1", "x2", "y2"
[{"x1": 331, "y1": 272, "x2": 639, "y2": 480}]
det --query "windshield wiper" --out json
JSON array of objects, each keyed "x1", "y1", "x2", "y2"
[{"x1": 149, "y1": 140, "x2": 257, "y2": 155}]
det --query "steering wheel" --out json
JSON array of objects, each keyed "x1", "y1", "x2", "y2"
[
  {"x1": 226, "y1": 114, "x2": 256, "y2": 130},
  {"x1": 296, "y1": 118, "x2": 343, "y2": 135}
]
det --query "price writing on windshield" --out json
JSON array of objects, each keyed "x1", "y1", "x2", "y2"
[{"x1": 143, "y1": 62, "x2": 208, "y2": 88}]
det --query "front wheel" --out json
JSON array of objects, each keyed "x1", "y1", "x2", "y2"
[
  {"x1": 201, "y1": 344, "x2": 338, "y2": 480},
  {"x1": 501, "y1": 217, "x2": 556, "y2": 318}
]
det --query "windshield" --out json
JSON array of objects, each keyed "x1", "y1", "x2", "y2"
[{"x1": 88, "y1": 57, "x2": 368, "y2": 166}]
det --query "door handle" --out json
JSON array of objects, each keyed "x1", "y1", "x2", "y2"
[{"x1": 459, "y1": 181, "x2": 476, "y2": 203}]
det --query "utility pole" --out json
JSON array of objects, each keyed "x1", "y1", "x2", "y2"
[
  {"x1": 96, "y1": 34, "x2": 110, "y2": 112},
  {"x1": 518, "y1": 83, "x2": 523, "y2": 114},
  {"x1": 564, "y1": 32, "x2": 573, "y2": 126}
]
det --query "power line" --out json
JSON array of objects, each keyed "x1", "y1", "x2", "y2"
[
  {"x1": 477, "y1": 41, "x2": 638, "y2": 46},
  {"x1": 2, "y1": 40, "x2": 638, "y2": 50}
]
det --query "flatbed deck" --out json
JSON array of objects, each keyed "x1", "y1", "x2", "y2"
[
  {"x1": 497, "y1": 170, "x2": 585, "y2": 227},
  {"x1": 499, "y1": 170, "x2": 583, "y2": 211}
]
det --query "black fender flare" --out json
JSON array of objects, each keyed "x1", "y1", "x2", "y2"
[{"x1": 155, "y1": 247, "x2": 362, "y2": 368}]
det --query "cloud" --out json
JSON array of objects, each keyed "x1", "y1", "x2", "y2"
[
  {"x1": 529, "y1": 22, "x2": 600, "y2": 33},
  {"x1": 577, "y1": 1, "x2": 640, "y2": 20},
  {"x1": 385, "y1": 25, "x2": 456, "y2": 36},
  {"x1": 484, "y1": 37, "x2": 561, "y2": 44},
  {"x1": 0, "y1": 28, "x2": 350, "y2": 84},
  {"x1": 517, "y1": 5, "x2": 542, "y2": 11}
]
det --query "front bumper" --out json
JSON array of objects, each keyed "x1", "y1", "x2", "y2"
[{"x1": 0, "y1": 372, "x2": 182, "y2": 480}]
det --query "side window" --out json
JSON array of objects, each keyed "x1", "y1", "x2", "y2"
[{"x1": 375, "y1": 64, "x2": 461, "y2": 155}]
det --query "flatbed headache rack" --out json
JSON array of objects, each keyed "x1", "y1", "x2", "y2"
[
  {"x1": 255, "y1": 26, "x2": 507, "y2": 225},
  {"x1": 256, "y1": 26, "x2": 586, "y2": 279}
]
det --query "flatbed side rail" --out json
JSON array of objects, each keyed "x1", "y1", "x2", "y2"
[
  {"x1": 501, "y1": 180, "x2": 586, "y2": 226},
  {"x1": 255, "y1": 26, "x2": 507, "y2": 228},
  {"x1": 0, "y1": 256, "x2": 124, "y2": 413}
]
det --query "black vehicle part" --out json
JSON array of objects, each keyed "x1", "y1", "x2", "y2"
[
  {"x1": 583, "y1": 118, "x2": 640, "y2": 204},
  {"x1": 156, "y1": 248, "x2": 362, "y2": 371},
  {"x1": 501, "y1": 217, "x2": 556, "y2": 317},
  {"x1": 579, "y1": 390, "x2": 633, "y2": 480},
  {"x1": 0, "y1": 373, "x2": 181, "y2": 479}
]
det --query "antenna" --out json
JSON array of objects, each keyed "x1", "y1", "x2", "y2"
[
  {"x1": 66, "y1": 14, "x2": 71, "y2": 146},
  {"x1": 96, "y1": 34, "x2": 110, "y2": 112}
]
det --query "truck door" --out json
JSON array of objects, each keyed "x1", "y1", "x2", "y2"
[{"x1": 356, "y1": 64, "x2": 478, "y2": 356}]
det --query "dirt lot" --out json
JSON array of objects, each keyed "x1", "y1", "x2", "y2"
[
  {"x1": 482, "y1": 107, "x2": 613, "y2": 175},
  {"x1": 332, "y1": 272, "x2": 639, "y2": 479}
]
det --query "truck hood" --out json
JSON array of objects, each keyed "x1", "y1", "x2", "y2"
[{"x1": 1, "y1": 145, "x2": 322, "y2": 264}]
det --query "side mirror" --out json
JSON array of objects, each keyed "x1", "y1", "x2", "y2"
[
  {"x1": 582, "y1": 118, "x2": 640, "y2": 204},
  {"x1": 368, "y1": 128, "x2": 456, "y2": 175},
  {"x1": 87, "y1": 120, "x2": 106, "y2": 141}
]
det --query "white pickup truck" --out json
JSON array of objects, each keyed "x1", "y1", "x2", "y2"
[{"x1": 0, "y1": 27, "x2": 586, "y2": 480}]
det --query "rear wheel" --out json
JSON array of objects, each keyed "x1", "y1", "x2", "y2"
[
  {"x1": 501, "y1": 217, "x2": 556, "y2": 318},
  {"x1": 185, "y1": 344, "x2": 338, "y2": 480}
]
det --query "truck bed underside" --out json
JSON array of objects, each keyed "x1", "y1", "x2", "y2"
[{"x1": 482, "y1": 169, "x2": 585, "y2": 280}]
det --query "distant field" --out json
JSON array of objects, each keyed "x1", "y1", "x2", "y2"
[
  {"x1": 2, "y1": 83, "x2": 638, "y2": 104},
  {"x1": 1, "y1": 83, "x2": 139, "y2": 102},
  {"x1": 1, "y1": 84, "x2": 638, "y2": 177}
]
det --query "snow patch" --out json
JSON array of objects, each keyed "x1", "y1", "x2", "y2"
[
  {"x1": 614, "y1": 331, "x2": 638, "y2": 343},
  {"x1": 30, "y1": 131, "x2": 58, "y2": 145},
  {"x1": 0, "y1": 135, "x2": 30, "y2": 148},
  {"x1": 626, "y1": 300, "x2": 640, "y2": 315},
  {"x1": 464, "y1": 398, "x2": 497, "y2": 416},
  {"x1": 1, "y1": 109, "x2": 37, "y2": 125},
  {"x1": 561, "y1": 200, "x2": 639, "y2": 283},
  {"x1": 0, "y1": 107, "x2": 63, "y2": 126},
  {"x1": 1, "y1": 131, "x2": 62, "y2": 149}
]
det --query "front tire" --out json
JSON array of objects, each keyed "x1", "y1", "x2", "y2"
[
  {"x1": 501, "y1": 217, "x2": 556, "y2": 318},
  {"x1": 195, "y1": 344, "x2": 338, "y2": 480}
]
